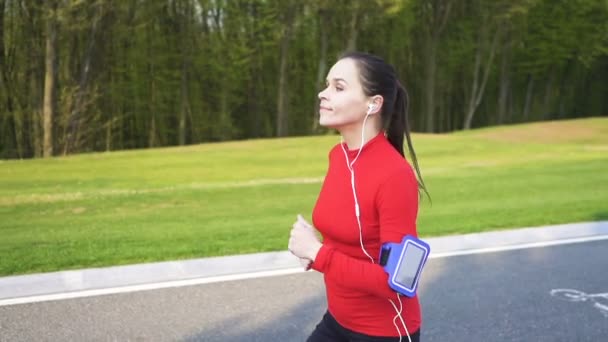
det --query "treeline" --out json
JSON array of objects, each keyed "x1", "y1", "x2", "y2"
[{"x1": 0, "y1": 0, "x2": 607, "y2": 159}]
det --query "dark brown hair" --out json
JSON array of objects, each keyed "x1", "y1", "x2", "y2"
[{"x1": 340, "y1": 51, "x2": 429, "y2": 199}]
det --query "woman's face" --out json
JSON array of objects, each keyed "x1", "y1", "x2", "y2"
[{"x1": 318, "y1": 58, "x2": 368, "y2": 129}]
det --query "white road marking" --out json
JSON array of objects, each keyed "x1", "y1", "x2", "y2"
[
  {"x1": 429, "y1": 234, "x2": 608, "y2": 258},
  {"x1": 0, "y1": 268, "x2": 306, "y2": 306},
  {"x1": 550, "y1": 289, "x2": 608, "y2": 318},
  {"x1": 1, "y1": 234, "x2": 607, "y2": 307}
]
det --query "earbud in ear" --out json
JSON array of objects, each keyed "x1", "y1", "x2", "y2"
[{"x1": 367, "y1": 104, "x2": 376, "y2": 114}]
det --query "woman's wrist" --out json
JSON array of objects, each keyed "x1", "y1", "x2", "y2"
[{"x1": 308, "y1": 242, "x2": 323, "y2": 262}]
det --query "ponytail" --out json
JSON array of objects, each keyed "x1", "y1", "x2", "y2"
[
  {"x1": 386, "y1": 82, "x2": 405, "y2": 157},
  {"x1": 388, "y1": 82, "x2": 430, "y2": 200},
  {"x1": 338, "y1": 51, "x2": 429, "y2": 200}
]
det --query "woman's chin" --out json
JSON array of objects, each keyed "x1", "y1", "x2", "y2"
[
  {"x1": 319, "y1": 115, "x2": 340, "y2": 129},
  {"x1": 318, "y1": 119, "x2": 338, "y2": 129}
]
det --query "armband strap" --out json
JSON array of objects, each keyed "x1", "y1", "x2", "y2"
[{"x1": 379, "y1": 235, "x2": 430, "y2": 297}]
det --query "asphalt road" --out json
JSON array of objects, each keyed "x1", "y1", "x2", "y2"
[{"x1": 1, "y1": 240, "x2": 607, "y2": 342}]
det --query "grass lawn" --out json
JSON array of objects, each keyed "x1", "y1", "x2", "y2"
[{"x1": 1, "y1": 117, "x2": 607, "y2": 276}]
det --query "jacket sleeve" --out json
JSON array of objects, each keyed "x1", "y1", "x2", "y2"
[{"x1": 310, "y1": 166, "x2": 419, "y2": 298}]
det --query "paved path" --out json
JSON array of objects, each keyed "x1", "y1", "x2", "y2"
[{"x1": 1, "y1": 222, "x2": 607, "y2": 341}]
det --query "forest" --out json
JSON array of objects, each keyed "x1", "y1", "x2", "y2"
[{"x1": 0, "y1": 0, "x2": 606, "y2": 159}]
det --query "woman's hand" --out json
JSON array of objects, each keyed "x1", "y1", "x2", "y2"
[
  {"x1": 289, "y1": 214, "x2": 322, "y2": 265},
  {"x1": 299, "y1": 257, "x2": 312, "y2": 271}
]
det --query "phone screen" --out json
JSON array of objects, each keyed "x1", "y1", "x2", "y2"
[{"x1": 394, "y1": 243, "x2": 425, "y2": 289}]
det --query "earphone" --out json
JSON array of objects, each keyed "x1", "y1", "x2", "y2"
[
  {"x1": 338, "y1": 102, "x2": 412, "y2": 342},
  {"x1": 367, "y1": 103, "x2": 376, "y2": 114}
]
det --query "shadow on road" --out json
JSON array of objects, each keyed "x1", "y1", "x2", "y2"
[{"x1": 182, "y1": 290, "x2": 326, "y2": 342}]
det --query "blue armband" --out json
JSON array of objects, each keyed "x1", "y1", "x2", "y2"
[{"x1": 379, "y1": 235, "x2": 430, "y2": 297}]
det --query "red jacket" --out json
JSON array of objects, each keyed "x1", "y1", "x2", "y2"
[{"x1": 311, "y1": 132, "x2": 421, "y2": 337}]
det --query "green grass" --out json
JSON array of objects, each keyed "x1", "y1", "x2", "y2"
[{"x1": 1, "y1": 117, "x2": 607, "y2": 276}]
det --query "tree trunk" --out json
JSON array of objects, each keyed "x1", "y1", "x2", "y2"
[
  {"x1": 422, "y1": 0, "x2": 453, "y2": 133},
  {"x1": 177, "y1": 0, "x2": 191, "y2": 146},
  {"x1": 463, "y1": 27, "x2": 500, "y2": 130},
  {"x1": 276, "y1": 4, "x2": 296, "y2": 137},
  {"x1": 30, "y1": 58, "x2": 43, "y2": 158},
  {"x1": 13, "y1": 110, "x2": 24, "y2": 158},
  {"x1": 63, "y1": 3, "x2": 103, "y2": 155},
  {"x1": 443, "y1": 81, "x2": 451, "y2": 132},
  {"x1": 439, "y1": 79, "x2": 453, "y2": 132},
  {"x1": 106, "y1": 119, "x2": 112, "y2": 151},
  {"x1": 149, "y1": 114, "x2": 156, "y2": 147},
  {"x1": 463, "y1": 41, "x2": 482, "y2": 130},
  {"x1": 437, "y1": 88, "x2": 445, "y2": 132},
  {"x1": 147, "y1": 14, "x2": 157, "y2": 148},
  {"x1": 0, "y1": 0, "x2": 21, "y2": 157},
  {"x1": 218, "y1": 87, "x2": 230, "y2": 140},
  {"x1": 556, "y1": 60, "x2": 574, "y2": 119},
  {"x1": 542, "y1": 70, "x2": 556, "y2": 119},
  {"x1": 522, "y1": 74, "x2": 534, "y2": 121},
  {"x1": 43, "y1": 1, "x2": 58, "y2": 158},
  {"x1": 346, "y1": 2, "x2": 359, "y2": 52},
  {"x1": 422, "y1": 0, "x2": 454, "y2": 132},
  {"x1": 0, "y1": 0, "x2": 9, "y2": 110},
  {"x1": 33, "y1": 109, "x2": 42, "y2": 157},
  {"x1": 312, "y1": 8, "x2": 328, "y2": 132},
  {"x1": 179, "y1": 60, "x2": 189, "y2": 146},
  {"x1": 105, "y1": 14, "x2": 115, "y2": 152},
  {"x1": 497, "y1": 29, "x2": 511, "y2": 124},
  {"x1": 423, "y1": 39, "x2": 437, "y2": 132}
]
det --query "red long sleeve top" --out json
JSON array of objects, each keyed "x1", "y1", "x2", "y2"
[{"x1": 311, "y1": 132, "x2": 421, "y2": 337}]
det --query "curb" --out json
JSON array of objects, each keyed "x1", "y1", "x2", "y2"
[{"x1": 1, "y1": 221, "x2": 607, "y2": 303}]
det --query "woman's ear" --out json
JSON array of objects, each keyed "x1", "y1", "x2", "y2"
[
  {"x1": 367, "y1": 103, "x2": 376, "y2": 114},
  {"x1": 366, "y1": 96, "x2": 384, "y2": 115}
]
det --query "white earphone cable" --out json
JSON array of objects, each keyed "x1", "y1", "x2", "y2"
[
  {"x1": 341, "y1": 113, "x2": 374, "y2": 263},
  {"x1": 389, "y1": 295, "x2": 411, "y2": 342},
  {"x1": 340, "y1": 109, "x2": 411, "y2": 341}
]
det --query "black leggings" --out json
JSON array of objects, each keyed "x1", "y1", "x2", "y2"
[{"x1": 307, "y1": 311, "x2": 420, "y2": 342}]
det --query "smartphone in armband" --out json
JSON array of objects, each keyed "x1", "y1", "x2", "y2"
[{"x1": 379, "y1": 235, "x2": 430, "y2": 297}]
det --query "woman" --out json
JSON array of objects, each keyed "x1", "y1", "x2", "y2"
[{"x1": 288, "y1": 51, "x2": 428, "y2": 342}]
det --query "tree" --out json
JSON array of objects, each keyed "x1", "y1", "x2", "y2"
[
  {"x1": 42, "y1": 0, "x2": 58, "y2": 158},
  {"x1": 462, "y1": 0, "x2": 501, "y2": 130},
  {"x1": 63, "y1": 0, "x2": 105, "y2": 154},
  {"x1": 275, "y1": 0, "x2": 299, "y2": 137},
  {"x1": 415, "y1": 0, "x2": 454, "y2": 133},
  {"x1": 0, "y1": 0, "x2": 606, "y2": 159}
]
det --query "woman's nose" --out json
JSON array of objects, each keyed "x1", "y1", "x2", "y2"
[{"x1": 318, "y1": 87, "x2": 328, "y2": 100}]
